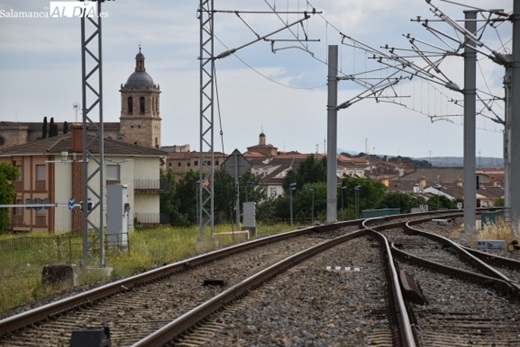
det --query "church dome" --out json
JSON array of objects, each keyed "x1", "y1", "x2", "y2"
[
  {"x1": 124, "y1": 47, "x2": 155, "y2": 87},
  {"x1": 126, "y1": 71, "x2": 155, "y2": 86}
]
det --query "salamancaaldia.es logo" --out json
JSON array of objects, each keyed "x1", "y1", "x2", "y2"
[
  {"x1": 0, "y1": 0, "x2": 112, "y2": 19},
  {"x1": 49, "y1": 1, "x2": 111, "y2": 18}
]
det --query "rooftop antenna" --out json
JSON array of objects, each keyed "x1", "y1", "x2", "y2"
[{"x1": 73, "y1": 102, "x2": 80, "y2": 123}]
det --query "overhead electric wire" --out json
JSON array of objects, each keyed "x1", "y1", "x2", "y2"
[{"x1": 213, "y1": 33, "x2": 325, "y2": 90}]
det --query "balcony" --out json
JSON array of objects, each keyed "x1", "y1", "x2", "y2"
[
  {"x1": 134, "y1": 179, "x2": 163, "y2": 194},
  {"x1": 134, "y1": 213, "x2": 162, "y2": 227}
]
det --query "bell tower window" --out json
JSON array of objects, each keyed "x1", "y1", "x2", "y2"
[
  {"x1": 140, "y1": 96, "x2": 145, "y2": 115},
  {"x1": 128, "y1": 97, "x2": 133, "y2": 115}
]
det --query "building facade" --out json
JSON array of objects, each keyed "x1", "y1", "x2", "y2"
[
  {"x1": 0, "y1": 125, "x2": 166, "y2": 233},
  {"x1": 119, "y1": 48, "x2": 162, "y2": 148}
]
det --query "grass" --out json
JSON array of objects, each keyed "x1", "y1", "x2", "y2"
[{"x1": 0, "y1": 223, "x2": 292, "y2": 313}]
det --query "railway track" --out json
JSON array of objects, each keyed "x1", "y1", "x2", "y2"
[
  {"x1": 0, "y1": 223, "x2": 359, "y2": 346},
  {"x1": 1, "y1": 209, "x2": 516, "y2": 346},
  {"x1": 170, "y1": 235, "x2": 397, "y2": 346},
  {"x1": 364, "y1": 214, "x2": 520, "y2": 346}
]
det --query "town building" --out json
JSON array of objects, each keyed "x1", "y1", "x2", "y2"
[
  {"x1": 0, "y1": 49, "x2": 166, "y2": 232},
  {"x1": 0, "y1": 48, "x2": 161, "y2": 150},
  {"x1": 0, "y1": 125, "x2": 166, "y2": 233}
]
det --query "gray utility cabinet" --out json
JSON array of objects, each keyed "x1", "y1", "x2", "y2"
[
  {"x1": 107, "y1": 184, "x2": 129, "y2": 248},
  {"x1": 243, "y1": 201, "x2": 256, "y2": 236}
]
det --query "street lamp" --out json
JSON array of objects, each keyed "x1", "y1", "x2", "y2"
[
  {"x1": 354, "y1": 185, "x2": 361, "y2": 219},
  {"x1": 436, "y1": 184, "x2": 442, "y2": 210},
  {"x1": 289, "y1": 183, "x2": 297, "y2": 226},
  {"x1": 341, "y1": 186, "x2": 347, "y2": 221},
  {"x1": 309, "y1": 188, "x2": 315, "y2": 225}
]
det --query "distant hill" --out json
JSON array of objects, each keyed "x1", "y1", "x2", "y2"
[
  {"x1": 339, "y1": 149, "x2": 504, "y2": 168},
  {"x1": 417, "y1": 156, "x2": 504, "y2": 168}
]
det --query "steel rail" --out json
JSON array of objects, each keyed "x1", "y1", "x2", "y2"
[
  {"x1": 131, "y1": 225, "x2": 418, "y2": 347},
  {"x1": 362, "y1": 222, "x2": 417, "y2": 347},
  {"x1": 0, "y1": 221, "x2": 359, "y2": 336},
  {"x1": 405, "y1": 220, "x2": 520, "y2": 295},
  {"x1": 391, "y1": 245, "x2": 518, "y2": 298},
  {"x1": 0, "y1": 210, "x2": 489, "y2": 340},
  {"x1": 462, "y1": 245, "x2": 520, "y2": 273}
]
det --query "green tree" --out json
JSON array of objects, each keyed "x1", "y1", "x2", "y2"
[
  {"x1": 214, "y1": 169, "x2": 235, "y2": 222},
  {"x1": 294, "y1": 182, "x2": 327, "y2": 223},
  {"x1": 160, "y1": 169, "x2": 188, "y2": 226},
  {"x1": 63, "y1": 121, "x2": 69, "y2": 135},
  {"x1": 378, "y1": 191, "x2": 426, "y2": 213},
  {"x1": 175, "y1": 170, "x2": 200, "y2": 225},
  {"x1": 42, "y1": 116, "x2": 48, "y2": 139},
  {"x1": 339, "y1": 177, "x2": 386, "y2": 219},
  {"x1": 0, "y1": 163, "x2": 19, "y2": 233},
  {"x1": 49, "y1": 117, "x2": 58, "y2": 137},
  {"x1": 240, "y1": 171, "x2": 265, "y2": 205},
  {"x1": 282, "y1": 154, "x2": 326, "y2": 193},
  {"x1": 257, "y1": 196, "x2": 280, "y2": 224},
  {"x1": 213, "y1": 169, "x2": 266, "y2": 223},
  {"x1": 432, "y1": 194, "x2": 455, "y2": 210},
  {"x1": 493, "y1": 197, "x2": 504, "y2": 207}
]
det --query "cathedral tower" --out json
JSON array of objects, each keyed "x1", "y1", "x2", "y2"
[{"x1": 119, "y1": 47, "x2": 161, "y2": 148}]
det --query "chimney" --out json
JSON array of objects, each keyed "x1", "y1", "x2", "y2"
[
  {"x1": 71, "y1": 124, "x2": 83, "y2": 152},
  {"x1": 420, "y1": 176, "x2": 427, "y2": 190}
]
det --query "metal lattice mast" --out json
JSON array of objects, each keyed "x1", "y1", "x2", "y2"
[
  {"x1": 511, "y1": 0, "x2": 520, "y2": 232},
  {"x1": 80, "y1": 3, "x2": 105, "y2": 266},
  {"x1": 198, "y1": 0, "x2": 215, "y2": 241}
]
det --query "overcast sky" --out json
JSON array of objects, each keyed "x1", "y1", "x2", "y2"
[{"x1": 0, "y1": 0, "x2": 512, "y2": 159}]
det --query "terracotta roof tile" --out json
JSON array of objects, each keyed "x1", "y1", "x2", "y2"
[{"x1": 0, "y1": 133, "x2": 166, "y2": 157}]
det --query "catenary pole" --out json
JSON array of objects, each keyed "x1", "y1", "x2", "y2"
[
  {"x1": 463, "y1": 10, "x2": 477, "y2": 233},
  {"x1": 326, "y1": 45, "x2": 338, "y2": 223}
]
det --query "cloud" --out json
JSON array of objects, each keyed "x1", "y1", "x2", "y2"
[{"x1": 0, "y1": 0, "x2": 511, "y2": 158}]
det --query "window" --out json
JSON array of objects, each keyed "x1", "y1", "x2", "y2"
[
  {"x1": 177, "y1": 162, "x2": 181, "y2": 167},
  {"x1": 128, "y1": 97, "x2": 133, "y2": 115},
  {"x1": 140, "y1": 96, "x2": 145, "y2": 114},
  {"x1": 106, "y1": 164, "x2": 120, "y2": 181},
  {"x1": 270, "y1": 188, "x2": 277, "y2": 197},
  {"x1": 0, "y1": 136, "x2": 4, "y2": 146},
  {"x1": 15, "y1": 199, "x2": 22, "y2": 216},
  {"x1": 36, "y1": 165, "x2": 46, "y2": 181},
  {"x1": 194, "y1": 161, "x2": 198, "y2": 166}
]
